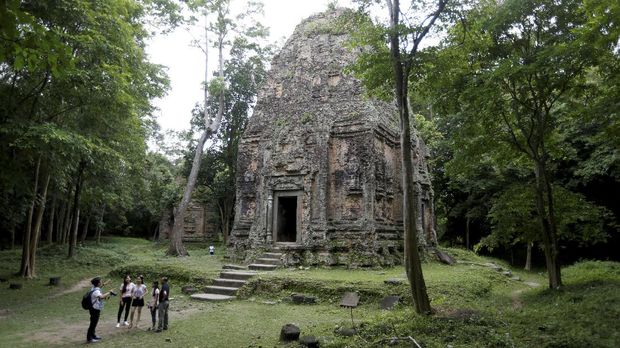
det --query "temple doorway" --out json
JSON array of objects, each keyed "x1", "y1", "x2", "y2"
[{"x1": 274, "y1": 193, "x2": 300, "y2": 243}]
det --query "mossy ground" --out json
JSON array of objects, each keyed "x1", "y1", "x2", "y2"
[{"x1": 0, "y1": 237, "x2": 618, "y2": 347}]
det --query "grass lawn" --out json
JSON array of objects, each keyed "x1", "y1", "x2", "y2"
[{"x1": 0, "y1": 237, "x2": 618, "y2": 347}]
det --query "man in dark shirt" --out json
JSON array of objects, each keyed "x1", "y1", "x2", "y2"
[{"x1": 156, "y1": 277, "x2": 169, "y2": 332}]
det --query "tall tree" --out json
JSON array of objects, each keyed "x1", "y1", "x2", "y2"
[
  {"x1": 168, "y1": 0, "x2": 267, "y2": 255},
  {"x1": 350, "y1": 0, "x2": 450, "y2": 314},
  {"x1": 168, "y1": 0, "x2": 229, "y2": 256},
  {"x1": 194, "y1": 32, "x2": 270, "y2": 242},
  {"x1": 433, "y1": 0, "x2": 618, "y2": 288}
]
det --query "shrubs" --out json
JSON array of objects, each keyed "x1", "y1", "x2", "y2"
[{"x1": 109, "y1": 264, "x2": 210, "y2": 287}]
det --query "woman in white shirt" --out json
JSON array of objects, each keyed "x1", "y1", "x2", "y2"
[
  {"x1": 129, "y1": 275, "x2": 147, "y2": 328},
  {"x1": 148, "y1": 281, "x2": 160, "y2": 331},
  {"x1": 116, "y1": 274, "x2": 134, "y2": 327}
]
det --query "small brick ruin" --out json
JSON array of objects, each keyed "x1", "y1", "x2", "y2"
[
  {"x1": 229, "y1": 9, "x2": 436, "y2": 266},
  {"x1": 160, "y1": 201, "x2": 219, "y2": 242}
]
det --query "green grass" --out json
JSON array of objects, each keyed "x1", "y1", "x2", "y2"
[{"x1": 0, "y1": 239, "x2": 618, "y2": 347}]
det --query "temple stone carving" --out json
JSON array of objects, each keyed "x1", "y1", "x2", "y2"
[{"x1": 229, "y1": 9, "x2": 436, "y2": 266}]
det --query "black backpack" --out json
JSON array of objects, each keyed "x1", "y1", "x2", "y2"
[{"x1": 82, "y1": 289, "x2": 95, "y2": 310}]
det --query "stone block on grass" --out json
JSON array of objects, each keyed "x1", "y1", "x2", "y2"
[
  {"x1": 300, "y1": 335, "x2": 319, "y2": 347},
  {"x1": 181, "y1": 286, "x2": 198, "y2": 294},
  {"x1": 280, "y1": 324, "x2": 300, "y2": 341}
]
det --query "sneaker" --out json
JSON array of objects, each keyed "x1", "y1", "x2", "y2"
[
  {"x1": 123, "y1": 321, "x2": 129, "y2": 326},
  {"x1": 88, "y1": 338, "x2": 100, "y2": 343},
  {"x1": 155, "y1": 329, "x2": 162, "y2": 333},
  {"x1": 93, "y1": 336, "x2": 102, "y2": 340},
  {"x1": 115, "y1": 323, "x2": 120, "y2": 328}
]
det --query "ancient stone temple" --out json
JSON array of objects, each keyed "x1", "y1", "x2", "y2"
[{"x1": 229, "y1": 9, "x2": 436, "y2": 266}]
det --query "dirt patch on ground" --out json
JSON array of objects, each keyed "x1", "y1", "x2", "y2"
[
  {"x1": 50, "y1": 278, "x2": 92, "y2": 299},
  {"x1": 511, "y1": 282, "x2": 541, "y2": 310},
  {"x1": 511, "y1": 289, "x2": 524, "y2": 310},
  {"x1": 25, "y1": 302, "x2": 202, "y2": 346}
]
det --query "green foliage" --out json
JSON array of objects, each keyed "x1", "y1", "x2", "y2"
[
  {"x1": 415, "y1": 0, "x2": 619, "y2": 263},
  {"x1": 483, "y1": 184, "x2": 610, "y2": 251},
  {"x1": 344, "y1": 12, "x2": 394, "y2": 101},
  {"x1": 0, "y1": 0, "x2": 187, "y2": 247}
]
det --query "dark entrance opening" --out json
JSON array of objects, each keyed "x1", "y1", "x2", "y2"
[{"x1": 276, "y1": 196, "x2": 297, "y2": 242}]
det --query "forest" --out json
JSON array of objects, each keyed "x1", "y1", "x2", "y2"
[{"x1": 0, "y1": 0, "x2": 618, "y2": 346}]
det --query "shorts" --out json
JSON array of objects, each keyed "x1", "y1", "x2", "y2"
[{"x1": 132, "y1": 298, "x2": 145, "y2": 307}]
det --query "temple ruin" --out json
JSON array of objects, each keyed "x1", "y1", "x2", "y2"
[{"x1": 229, "y1": 9, "x2": 436, "y2": 266}]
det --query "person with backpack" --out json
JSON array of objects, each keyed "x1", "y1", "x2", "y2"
[
  {"x1": 128, "y1": 275, "x2": 147, "y2": 329},
  {"x1": 147, "y1": 280, "x2": 159, "y2": 331},
  {"x1": 85, "y1": 277, "x2": 115, "y2": 343},
  {"x1": 116, "y1": 274, "x2": 134, "y2": 328}
]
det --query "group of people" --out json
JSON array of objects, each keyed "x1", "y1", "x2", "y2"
[{"x1": 86, "y1": 274, "x2": 170, "y2": 343}]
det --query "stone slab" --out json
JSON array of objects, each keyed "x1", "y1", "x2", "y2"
[
  {"x1": 248, "y1": 264, "x2": 277, "y2": 271},
  {"x1": 256, "y1": 258, "x2": 281, "y2": 265},
  {"x1": 380, "y1": 296, "x2": 400, "y2": 310},
  {"x1": 262, "y1": 252, "x2": 283, "y2": 258},
  {"x1": 190, "y1": 293, "x2": 235, "y2": 301},
  {"x1": 204, "y1": 285, "x2": 238, "y2": 296},
  {"x1": 213, "y1": 278, "x2": 246, "y2": 288},
  {"x1": 220, "y1": 271, "x2": 257, "y2": 280}
]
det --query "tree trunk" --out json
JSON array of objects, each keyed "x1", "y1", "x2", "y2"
[
  {"x1": 20, "y1": 158, "x2": 40, "y2": 277},
  {"x1": 9, "y1": 225, "x2": 15, "y2": 250},
  {"x1": 533, "y1": 159, "x2": 562, "y2": 288},
  {"x1": 168, "y1": 11, "x2": 226, "y2": 256},
  {"x1": 9, "y1": 190, "x2": 19, "y2": 249},
  {"x1": 387, "y1": 0, "x2": 432, "y2": 315},
  {"x1": 525, "y1": 242, "x2": 533, "y2": 271},
  {"x1": 465, "y1": 215, "x2": 470, "y2": 250},
  {"x1": 56, "y1": 200, "x2": 65, "y2": 244},
  {"x1": 543, "y1": 168, "x2": 562, "y2": 286},
  {"x1": 47, "y1": 194, "x2": 56, "y2": 244},
  {"x1": 152, "y1": 224, "x2": 159, "y2": 242},
  {"x1": 217, "y1": 201, "x2": 230, "y2": 243},
  {"x1": 63, "y1": 208, "x2": 72, "y2": 245},
  {"x1": 27, "y1": 172, "x2": 50, "y2": 278},
  {"x1": 80, "y1": 210, "x2": 91, "y2": 244},
  {"x1": 223, "y1": 202, "x2": 231, "y2": 244},
  {"x1": 68, "y1": 161, "x2": 85, "y2": 258},
  {"x1": 95, "y1": 204, "x2": 105, "y2": 244},
  {"x1": 61, "y1": 188, "x2": 73, "y2": 245}
]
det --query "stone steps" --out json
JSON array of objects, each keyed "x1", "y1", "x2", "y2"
[
  {"x1": 191, "y1": 251, "x2": 282, "y2": 302},
  {"x1": 220, "y1": 271, "x2": 257, "y2": 280},
  {"x1": 212, "y1": 278, "x2": 247, "y2": 287},
  {"x1": 204, "y1": 285, "x2": 239, "y2": 296},
  {"x1": 256, "y1": 257, "x2": 280, "y2": 265},
  {"x1": 247, "y1": 251, "x2": 282, "y2": 271},
  {"x1": 248, "y1": 263, "x2": 278, "y2": 271},
  {"x1": 191, "y1": 270, "x2": 257, "y2": 302},
  {"x1": 191, "y1": 293, "x2": 235, "y2": 301}
]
